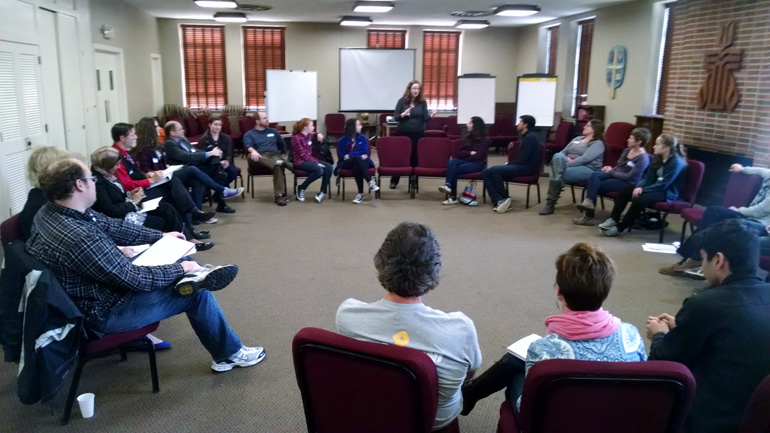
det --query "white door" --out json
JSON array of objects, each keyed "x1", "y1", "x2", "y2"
[
  {"x1": 0, "y1": 41, "x2": 47, "y2": 217},
  {"x1": 55, "y1": 13, "x2": 87, "y2": 156},
  {"x1": 150, "y1": 53, "x2": 164, "y2": 116},
  {"x1": 37, "y1": 8, "x2": 67, "y2": 149},
  {"x1": 94, "y1": 50, "x2": 126, "y2": 146}
]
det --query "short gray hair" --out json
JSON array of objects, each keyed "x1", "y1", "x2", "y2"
[
  {"x1": 374, "y1": 222, "x2": 442, "y2": 297},
  {"x1": 27, "y1": 146, "x2": 69, "y2": 188}
]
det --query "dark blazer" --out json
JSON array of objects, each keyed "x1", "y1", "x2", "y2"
[
  {"x1": 92, "y1": 173, "x2": 137, "y2": 219},
  {"x1": 649, "y1": 273, "x2": 770, "y2": 433},
  {"x1": 164, "y1": 138, "x2": 209, "y2": 166}
]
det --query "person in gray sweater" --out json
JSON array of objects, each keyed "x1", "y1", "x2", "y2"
[{"x1": 540, "y1": 119, "x2": 606, "y2": 215}]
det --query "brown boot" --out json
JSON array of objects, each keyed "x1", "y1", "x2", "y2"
[{"x1": 658, "y1": 258, "x2": 702, "y2": 276}]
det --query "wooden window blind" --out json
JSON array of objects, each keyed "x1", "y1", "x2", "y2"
[
  {"x1": 546, "y1": 26, "x2": 559, "y2": 76},
  {"x1": 367, "y1": 30, "x2": 406, "y2": 49},
  {"x1": 243, "y1": 27, "x2": 285, "y2": 109},
  {"x1": 575, "y1": 19, "x2": 594, "y2": 110},
  {"x1": 422, "y1": 31, "x2": 460, "y2": 111},
  {"x1": 656, "y1": 5, "x2": 674, "y2": 115},
  {"x1": 181, "y1": 25, "x2": 227, "y2": 109}
]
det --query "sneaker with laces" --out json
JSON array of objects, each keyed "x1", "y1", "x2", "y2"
[
  {"x1": 495, "y1": 198, "x2": 512, "y2": 214},
  {"x1": 174, "y1": 264, "x2": 238, "y2": 297},
  {"x1": 211, "y1": 346, "x2": 266, "y2": 372},
  {"x1": 369, "y1": 180, "x2": 380, "y2": 192},
  {"x1": 600, "y1": 226, "x2": 620, "y2": 237},
  {"x1": 315, "y1": 192, "x2": 325, "y2": 203},
  {"x1": 352, "y1": 193, "x2": 364, "y2": 204},
  {"x1": 576, "y1": 198, "x2": 595, "y2": 213},
  {"x1": 598, "y1": 218, "x2": 617, "y2": 230},
  {"x1": 442, "y1": 197, "x2": 458, "y2": 205},
  {"x1": 572, "y1": 216, "x2": 596, "y2": 226},
  {"x1": 222, "y1": 187, "x2": 244, "y2": 200},
  {"x1": 438, "y1": 185, "x2": 451, "y2": 194},
  {"x1": 295, "y1": 185, "x2": 305, "y2": 202}
]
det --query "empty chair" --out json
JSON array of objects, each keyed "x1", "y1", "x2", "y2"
[
  {"x1": 489, "y1": 116, "x2": 516, "y2": 154},
  {"x1": 413, "y1": 137, "x2": 452, "y2": 197},
  {"x1": 376, "y1": 136, "x2": 415, "y2": 198},
  {"x1": 445, "y1": 115, "x2": 462, "y2": 139},
  {"x1": 544, "y1": 121, "x2": 575, "y2": 164},
  {"x1": 497, "y1": 359, "x2": 695, "y2": 433},
  {"x1": 425, "y1": 117, "x2": 447, "y2": 137},
  {"x1": 740, "y1": 374, "x2": 770, "y2": 433},
  {"x1": 325, "y1": 113, "x2": 346, "y2": 141},
  {"x1": 603, "y1": 122, "x2": 635, "y2": 167},
  {"x1": 293, "y1": 327, "x2": 459, "y2": 433}
]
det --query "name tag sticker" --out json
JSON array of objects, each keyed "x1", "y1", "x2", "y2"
[
  {"x1": 128, "y1": 169, "x2": 134, "y2": 175},
  {"x1": 627, "y1": 161, "x2": 635, "y2": 167},
  {"x1": 267, "y1": 133, "x2": 275, "y2": 137},
  {"x1": 152, "y1": 157, "x2": 159, "y2": 163}
]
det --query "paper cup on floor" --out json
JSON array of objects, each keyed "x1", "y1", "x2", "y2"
[{"x1": 77, "y1": 393, "x2": 95, "y2": 418}]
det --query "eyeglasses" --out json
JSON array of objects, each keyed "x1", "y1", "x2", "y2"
[{"x1": 80, "y1": 176, "x2": 97, "y2": 183}]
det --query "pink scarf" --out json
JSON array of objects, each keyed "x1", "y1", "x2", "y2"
[{"x1": 544, "y1": 308, "x2": 620, "y2": 341}]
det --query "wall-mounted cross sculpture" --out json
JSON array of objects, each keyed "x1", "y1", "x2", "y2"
[{"x1": 697, "y1": 21, "x2": 743, "y2": 112}]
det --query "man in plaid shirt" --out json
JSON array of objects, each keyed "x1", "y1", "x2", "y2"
[{"x1": 26, "y1": 158, "x2": 265, "y2": 372}]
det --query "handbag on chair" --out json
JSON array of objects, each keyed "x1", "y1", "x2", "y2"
[{"x1": 459, "y1": 180, "x2": 478, "y2": 206}]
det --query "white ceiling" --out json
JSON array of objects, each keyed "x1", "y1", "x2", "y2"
[{"x1": 122, "y1": 0, "x2": 635, "y2": 27}]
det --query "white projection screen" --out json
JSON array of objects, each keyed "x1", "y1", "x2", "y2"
[
  {"x1": 339, "y1": 48, "x2": 416, "y2": 112},
  {"x1": 515, "y1": 76, "x2": 558, "y2": 128},
  {"x1": 266, "y1": 70, "x2": 317, "y2": 122},
  {"x1": 457, "y1": 76, "x2": 496, "y2": 124}
]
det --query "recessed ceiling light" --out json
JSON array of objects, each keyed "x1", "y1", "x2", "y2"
[
  {"x1": 352, "y1": 1, "x2": 394, "y2": 13},
  {"x1": 214, "y1": 12, "x2": 247, "y2": 22},
  {"x1": 340, "y1": 15, "x2": 372, "y2": 26},
  {"x1": 455, "y1": 20, "x2": 490, "y2": 29},
  {"x1": 494, "y1": 5, "x2": 541, "y2": 17},
  {"x1": 195, "y1": 0, "x2": 238, "y2": 8}
]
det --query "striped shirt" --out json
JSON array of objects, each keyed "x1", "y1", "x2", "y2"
[{"x1": 26, "y1": 202, "x2": 185, "y2": 320}]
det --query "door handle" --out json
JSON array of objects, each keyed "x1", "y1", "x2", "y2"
[{"x1": 105, "y1": 100, "x2": 111, "y2": 123}]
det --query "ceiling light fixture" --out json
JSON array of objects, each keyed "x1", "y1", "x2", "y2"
[
  {"x1": 214, "y1": 12, "x2": 247, "y2": 22},
  {"x1": 195, "y1": 0, "x2": 238, "y2": 8},
  {"x1": 494, "y1": 5, "x2": 541, "y2": 17},
  {"x1": 455, "y1": 20, "x2": 490, "y2": 29},
  {"x1": 352, "y1": 1, "x2": 394, "y2": 13},
  {"x1": 340, "y1": 15, "x2": 372, "y2": 26}
]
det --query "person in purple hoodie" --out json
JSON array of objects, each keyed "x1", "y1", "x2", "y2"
[{"x1": 439, "y1": 116, "x2": 489, "y2": 205}]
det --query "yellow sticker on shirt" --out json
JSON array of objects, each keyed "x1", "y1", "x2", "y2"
[{"x1": 392, "y1": 331, "x2": 409, "y2": 346}]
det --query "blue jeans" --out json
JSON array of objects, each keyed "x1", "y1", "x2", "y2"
[
  {"x1": 297, "y1": 161, "x2": 333, "y2": 193},
  {"x1": 551, "y1": 153, "x2": 597, "y2": 183},
  {"x1": 445, "y1": 159, "x2": 485, "y2": 197},
  {"x1": 173, "y1": 165, "x2": 226, "y2": 210},
  {"x1": 89, "y1": 287, "x2": 242, "y2": 361},
  {"x1": 482, "y1": 164, "x2": 535, "y2": 206},
  {"x1": 584, "y1": 172, "x2": 632, "y2": 217}
]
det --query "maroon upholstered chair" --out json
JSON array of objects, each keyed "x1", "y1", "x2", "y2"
[
  {"x1": 413, "y1": 137, "x2": 452, "y2": 197},
  {"x1": 603, "y1": 122, "x2": 635, "y2": 168},
  {"x1": 445, "y1": 115, "x2": 462, "y2": 140},
  {"x1": 504, "y1": 143, "x2": 545, "y2": 209},
  {"x1": 741, "y1": 374, "x2": 770, "y2": 433},
  {"x1": 496, "y1": 359, "x2": 695, "y2": 433},
  {"x1": 545, "y1": 121, "x2": 575, "y2": 164},
  {"x1": 425, "y1": 117, "x2": 447, "y2": 137},
  {"x1": 195, "y1": 114, "x2": 209, "y2": 133},
  {"x1": 490, "y1": 116, "x2": 516, "y2": 154},
  {"x1": 325, "y1": 113, "x2": 346, "y2": 141},
  {"x1": 376, "y1": 136, "x2": 415, "y2": 198},
  {"x1": 246, "y1": 163, "x2": 287, "y2": 198},
  {"x1": 292, "y1": 327, "x2": 460, "y2": 433},
  {"x1": 238, "y1": 115, "x2": 257, "y2": 139},
  {"x1": 182, "y1": 116, "x2": 202, "y2": 143},
  {"x1": 61, "y1": 322, "x2": 160, "y2": 424},
  {"x1": 651, "y1": 159, "x2": 706, "y2": 243},
  {"x1": 1, "y1": 213, "x2": 21, "y2": 247},
  {"x1": 218, "y1": 115, "x2": 243, "y2": 156},
  {"x1": 680, "y1": 171, "x2": 763, "y2": 241}
]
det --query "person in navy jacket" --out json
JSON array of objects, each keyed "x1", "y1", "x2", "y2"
[{"x1": 336, "y1": 118, "x2": 380, "y2": 204}]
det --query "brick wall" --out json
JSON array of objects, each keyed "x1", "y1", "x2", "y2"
[{"x1": 664, "y1": 0, "x2": 769, "y2": 167}]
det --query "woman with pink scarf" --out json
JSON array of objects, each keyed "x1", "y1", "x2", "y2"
[{"x1": 461, "y1": 242, "x2": 647, "y2": 415}]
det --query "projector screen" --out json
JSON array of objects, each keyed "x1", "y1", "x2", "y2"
[
  {"x1": 457, "y1": 76, "x2": 496, "y2": 124},
  {"x1": 339, "y1": 48, "x2": 416, "y2": 112},
  {"x1": 266, "y1": 70, "x2": 317, "y2": 122},
  {"x1": 515, "y1": 76, "x2": 558, "y2": 128}
]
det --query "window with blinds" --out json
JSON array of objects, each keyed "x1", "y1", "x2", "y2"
[
  {"x1": 422, "y1": 31, "x2": 460, "y2": 111},
  {"x1": 181, "y1": 25, "x2": 228, "y2": 109},
  {"x1": 243, "y1": 26, "x2": 285, "y2": 110},
  {"x1": 572, "y1": 19, "x2": 594, "y2": 115},
  {"x1": 654, "y1": 5, "x2": 673, "y2": 115},
  {"x1": 367, "y1": 30, "x2": 406, "y2": 49},
  {"x1": 545, "y1": 26, "x2": 559, "y2": 76}
]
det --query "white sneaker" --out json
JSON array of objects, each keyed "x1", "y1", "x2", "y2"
[
  {"x1": 211, "y1": 346, "x2": 266, "y2": 372},
  {"x1": 442, "y1": 197, "x2": 458, "y2": 205},
  {"x1": 598, "y1": 218, "x2": 617, "y2": 230},
  {"x1": 495, "y1": 198, "x2": 512, "y2": 214},
  {"x1": 369, "y1": 180, "x2": 380, "y2": 192},
  {"x1": 315, "y1": 192, "x2": 325, "y2": 203},
  {"x1": 222, "y1": 187, "x2": 244, "y2": 199},
  {"x1": 174, "y1": 264, "x2": 238, "y2": 297},
  {"x1": 296, "y1": 185, "x2": 305, "y2": 202},
  {"x1": 438, "y1": 185, "x2": 451, "y2": 194},
  {"x1": 352, "y1": 193, "x2": 364, "y2": 204},
  {"x1": 600, "y1": 226, "x2": 620, "y2": 237}
]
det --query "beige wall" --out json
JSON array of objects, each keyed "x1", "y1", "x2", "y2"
[
  {"x1": 157, "y1": 19, "x2": 518, "y2": 132},
  {"x1": 89, "y1": 0, "x2": 161, "y2": 122}
]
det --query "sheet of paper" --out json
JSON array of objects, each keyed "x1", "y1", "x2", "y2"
[
  {"x1": 506, "y1": 334, "x2": 542, "y2": 360},
  {"x1": 163, "y1": 165, "x2": 184, "y2": 179},
  {"x1": 642, "y1": 243, "x2": 678, "y2": 254},
  {"x1": 132, "y1": 236, "x2": 195, "y2": 266},
  {"x1": 138, "y1": 197, "x2": 162, "y2": 213}
]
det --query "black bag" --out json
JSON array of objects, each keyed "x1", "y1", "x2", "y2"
[
  {"x1": 633, "y1": 210, "x2": 668, "y2": 230},
  {"x1": 312, "y1": 136, "x2": 334, "y2": 165}
]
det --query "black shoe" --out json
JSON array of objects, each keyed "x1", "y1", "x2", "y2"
[
  {"x1": 192, "y1": 210, "x2": 216, "y2": 222},
  {"x1": 194, "y1": 241, "x2": 215, "y2": 251},
  {"x1": 191, "y1": 229, "x2": 210, "y2": 240},
  {"x1": 216, "y1": 204, "x2": 236, "y2": 214},
  {"x1": 389, "y1": 183, "x2": 397, "y2": 189}
]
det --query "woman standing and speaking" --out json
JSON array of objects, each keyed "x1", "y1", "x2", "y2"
[{"x1": 389, "y1": 80, "x2": 436, "y2": 189}]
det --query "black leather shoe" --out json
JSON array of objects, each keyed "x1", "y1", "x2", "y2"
[
  {"x1": 191, "y1": 229, "x2": 210, "y2": 240},
  {"x1": 192, "y1": 210, "x2": 216, "y2": 222},
  {"x1": 216, "y1": 204, "x2": 236, "y2": 214},
  {"x1": 195, "y1": 242, "x2": 215, "y2": 251}
]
